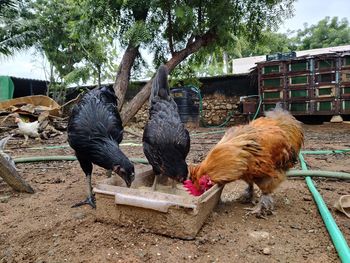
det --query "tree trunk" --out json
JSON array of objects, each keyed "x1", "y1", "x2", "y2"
[
  {"x1": 113, "y1": 45, "x2": 139, "y2": 110},
  {"x1": 121, "y1": 31, "x2": 216, "y2": 124}
]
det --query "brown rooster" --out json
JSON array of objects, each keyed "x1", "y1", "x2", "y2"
[{"x1": 184, "y1": 104, "x2": 304, "y2": 218}]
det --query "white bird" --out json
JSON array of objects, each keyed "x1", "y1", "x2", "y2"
[{"x1": 15, "y1": 117, "x2": 40, "y2": 145}]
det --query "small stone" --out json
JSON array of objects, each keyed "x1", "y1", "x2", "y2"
[
  {"x1": 212, "y1": 115, "x2": 220, "y2": 122},
  {"x1": 249, "y1": 231, "x2": 270, "y2": 240},
  {"x1": 0, "y1": 196, "x2": 10, "y2": 203},
  {"x1": 73, "y1": 211, "x2": 86, "y2": 220},
  {"x1": 262, "y1": 247, "x2": 271, "y2": 255},
  {"x1": 284, "y1": 197, "x2": 290, "y2": 205},
  {"x1": 303, "y1": 196, "x2": 312, "y2": 201},
  {"x1": 268, "y1": 240, "x2": 275, "y2": 246}
]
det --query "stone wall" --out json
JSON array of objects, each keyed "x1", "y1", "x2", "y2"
[
  {"x1": 128, "y1": 102, "x2": 149, "y2": 130},
  {"x1": 201, "y1": 93, "x2": 242, "y2": 126},
  {"x1": 129, "y1": 93, "x2": 245, "y2": 129}
]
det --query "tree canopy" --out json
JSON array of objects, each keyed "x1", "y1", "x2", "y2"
[
  {"x1": 1, "y1": 0, "x2": 296, "y2": 123},
  {"x1": 294, "y1": 16, "x2": 350, "y2": 50}
]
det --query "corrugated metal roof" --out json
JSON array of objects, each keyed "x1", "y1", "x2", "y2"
[
  {"x1": 0, "y1": 76, "x2": 48, "y2": 82},
  {"x1": 232, "y1": 44, "x2": 350, "y2": 74}
]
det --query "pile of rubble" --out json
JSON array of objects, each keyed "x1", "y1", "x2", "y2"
[{"x1": 0, "y1": 95, "x2": 80, "y2": 141}]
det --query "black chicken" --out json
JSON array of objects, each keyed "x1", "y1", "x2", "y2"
[
  {"x1": 143, "y1": 65, "x2": 190, "y2": 190},
  {"x1": 67, "y1": 86, "x2": 135, "y2": 208}
]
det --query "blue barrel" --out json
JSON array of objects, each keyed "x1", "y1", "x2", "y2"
[{"x1": 170, "y1": 87, "x2": 200, "y2": 125}]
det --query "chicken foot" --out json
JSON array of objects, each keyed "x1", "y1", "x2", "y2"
[
  {"x1": 72, "y1": 173, "x2": 96, "y2": 209},
  {"x1": 245, "y1": 194, "x2": 274, "y2": 219},
  {"x1": 237, "y1": 183, "x2": 254, "y2": 203}
]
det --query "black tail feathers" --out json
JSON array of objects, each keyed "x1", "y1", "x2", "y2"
[
  {"x1": 100, "y1": 85, "x2": 118, "y2": 105},
  {"x1": 150, "y1": 65, "x2": 169, "y2": 101}
]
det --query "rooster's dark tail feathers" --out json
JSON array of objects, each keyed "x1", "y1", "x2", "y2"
[{"x1": 150, "y1": 65, "x2": 170, "y2": 102}]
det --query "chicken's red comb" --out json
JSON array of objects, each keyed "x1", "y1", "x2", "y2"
[
  {"x1": 183, "y1": 179, "x2": 193, "y2": 187},
  {"x1": 183, "y1": 179, "x2": 202, "y2": 196}
]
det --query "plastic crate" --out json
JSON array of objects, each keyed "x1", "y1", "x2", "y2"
[
  {"x1": 262, "y1": 64, "x2": 281, "y2": 74},
  {"x1": 288, "y1": 101, "x2": 311, "y2": 114},
  {"x1": 315, "y1": 86, "x2": 335, "y2": 98},
  {"x1": 288, "y1": 75, "x2": 309, "y2": 86},
  {"x1": 340, "y1": 99, "x2": 350, "y2": 113},
  {"x1": 289, "y1": 61, "x2": 309, "y2": 72},
  {"x1": 289, "y1": 102, "x2": 309, "y2": 112},
  {"x1": 315, "y1": 72, "x2": 336, "y2": 84},
  {"x1": 315, "y1": 58, "x2": 336, "y2": 71},
  {"x1": 288, "y1": 88, "x2": 310, "y2": 99},
  {"x1": 262, "y1": 78, "x2": 283, "y2": 88},
  {"x1": 341, "y1": 56, "x2": 350, "y2": 69},
  {"x1": 262, "y1": 89, "x2": 284, "y2": 100},
  {"x1": 262, "y1": 101, "x2": 286, "y2": 112},
  {"x1": 341, "y1": 86, "x2": 350, "y2": 98},
  {"x1": 341, "y1": 70, "x2": 350, "y2": 83},
  {"x1": 311, "y1": 99, "x2": 337, "y2": 115},
  {"x1": 317, "y1": 101, "x2": 333, "y2": 111}
]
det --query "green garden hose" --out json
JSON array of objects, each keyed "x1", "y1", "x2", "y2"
[
  {"x1": 287, "y1": 169, "x2": 350, "y2": 180},
  {"x1": 26, "y1": 142, "x2": 142, "y2": 150},
  {"x1": 301, "y1": 149, "x2": 350, "y2": 155},
  {"x1": 14, "y1": 156, "x2": 149, "y2": 164},
  {"x1": 298, "y1": 152, "x2": 350, "y2": 262}
]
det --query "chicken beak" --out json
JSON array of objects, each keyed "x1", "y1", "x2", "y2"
[
  {"x1": 123, "y1": 173, "x2": 134, "y2": 188},
  {"x1": 113, "y1": 166, "x2": 133, "y2": 188}
]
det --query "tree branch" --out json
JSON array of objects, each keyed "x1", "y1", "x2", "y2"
[
  {"x1": 120, "y1": 30, "x2": 217, "y2": 124},
  {"x1": 113, "y1": 45, "x2": 139, "y2": 110}
]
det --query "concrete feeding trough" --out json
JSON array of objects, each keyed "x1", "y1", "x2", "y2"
[{"x1": 94, "y1": 165, "x2": 223, "y2": 239}]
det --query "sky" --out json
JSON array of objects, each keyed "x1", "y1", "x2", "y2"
[
  {"x1": 278, "y1": 0, "x2": 350, "y2": 33},
  {"x1": 0, "y1": 0, "x2": 349, "y2": 80}
]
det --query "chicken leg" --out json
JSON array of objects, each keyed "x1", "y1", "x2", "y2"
[
  {"x1": 72, "y1": 157, "x2": 96, "y2": 208},
  {"x1": 72, "y1": 173, "x2": 96, "y2": 208},
  {"x1": 23, "y1": 135, "x2": 29, "y2": 146},
  {"x1": 152, "y1": 175, "x2": 159, "y2": 191},
  {"x1": 245, "y1": 194, "x2": 274, "y2": 218}
]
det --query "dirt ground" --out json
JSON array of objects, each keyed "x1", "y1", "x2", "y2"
[{"x1": 1, "y1": 122, "x2": 350, "y2": 263}]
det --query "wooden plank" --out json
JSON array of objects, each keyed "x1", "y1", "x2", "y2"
[
  {"x1": 0, "y1": 153, "x2": 34, "y2": 193},
  {"x1": 0, "y1": 136, "x2": 34, "y2": 193}
]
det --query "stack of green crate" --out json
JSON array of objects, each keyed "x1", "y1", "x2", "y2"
[
  {"x1": 260, "y1": 62, "x2": 285, "y2": 113},
  {"x1": 340, "y1": 55, "x2": 350, "y2": 113},
  {"x1": 286, "y1": 59, "x2": 312, "y2": 114}
]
